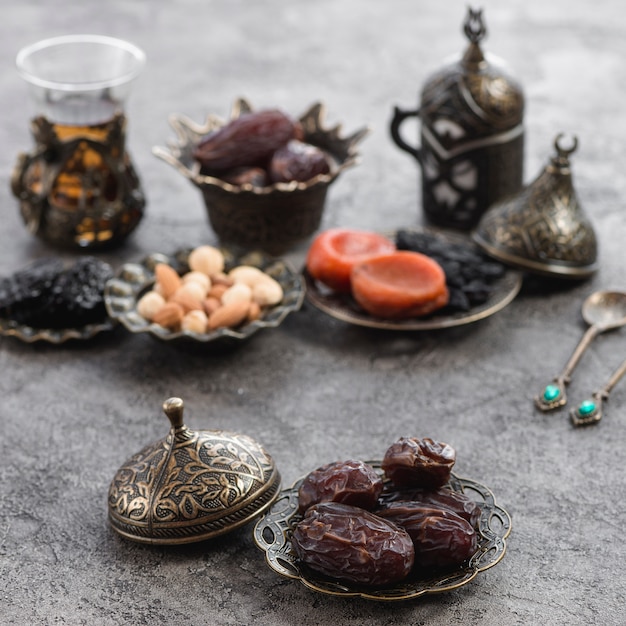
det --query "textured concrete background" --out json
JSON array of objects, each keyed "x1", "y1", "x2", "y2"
[{"x1": 1, "y1": 1, "x2": 625, "y2": 624}]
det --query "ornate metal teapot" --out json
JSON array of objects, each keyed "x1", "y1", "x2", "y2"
[{"x1": 390, "y1": 8, "x2": 525, "y2": 230}]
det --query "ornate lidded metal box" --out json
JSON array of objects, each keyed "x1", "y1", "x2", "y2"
[
  {"x1": 390, "y1": 8, "x2": 525, "y2": 230},
  {"x1": 108, "y1": 397, "x2": 281, "y2": 544}
]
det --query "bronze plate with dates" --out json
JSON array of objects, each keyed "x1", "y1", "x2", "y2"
[{"x1": 253, "y1": 463, "x2": 511, "y2": 601}]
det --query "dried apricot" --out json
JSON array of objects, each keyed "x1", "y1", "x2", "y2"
[
  {"x1": 351, "y1": 251, "x2": 448, "y2": 318},
  {"x1": 305, "y1": 228, "x2": 395, "y2": 293}
]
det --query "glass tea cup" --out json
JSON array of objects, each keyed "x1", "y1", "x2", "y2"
[{"x1": 12, "y1": 35, "x2": 147, "y2": 249}]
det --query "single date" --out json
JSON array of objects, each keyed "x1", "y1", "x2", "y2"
[
  {"x1": 297, "y1": 459, "x2": 383, "y2": 513},
  {"x1": 382, "y1": 437, "x2": 456, "y2": 489},
  {"x1": 378, "y1": 486, "x2": 481, "y2": 527},
  {"x1": 193, "y1": 109, "x2": 300, "y2": 172},
  {"x1": 292, "y1": 502, "x2": 415, "y2": 586},
  {"x1": 377, "y1": 502, "x2": 477, "y2": 569}
]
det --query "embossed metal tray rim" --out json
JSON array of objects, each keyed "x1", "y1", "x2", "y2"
[
  {"x1": 253, "y1": 463, "x2": 511, "y2": 601},
  {"x1": 0, "y1": 315, "x2": 115, "y2": 344},
  {"x1": 304, "y1": 228, "x2": 523, "y2": 331},
  {"x1": 104, "y1": 246, "x2": 304, "y2": 344}
]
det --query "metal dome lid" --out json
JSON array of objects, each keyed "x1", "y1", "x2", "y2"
[
  {"x1": 473, "y1": 134, "x2": 599, "y2": 279},
  {"x1": 420, "y1": 8, "x2": 525, "y2": 146},
  {"x1": 108, "y1": 397, "x2": 281, "y2": 544}
]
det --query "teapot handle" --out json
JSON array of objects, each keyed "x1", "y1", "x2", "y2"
[{"x1": 390, "y1": 105, "x2": 422, "y2": 164}]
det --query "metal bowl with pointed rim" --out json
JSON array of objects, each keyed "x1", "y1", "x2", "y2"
[{"x1": 153, "y1": 98, "x2": 370, "y2": 254}]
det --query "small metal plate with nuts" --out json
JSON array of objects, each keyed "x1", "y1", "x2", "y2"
[{"x1": 104, "y1": 246, "x2": 304, "y2": 345}]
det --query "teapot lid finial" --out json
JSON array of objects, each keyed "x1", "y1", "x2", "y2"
[
  {"x1": 462, "y1": 8, "x2": 487, "y2": 67},
  {"x1": 464, "y1": 7, "x2": 487, "y2": 45},
  {"x1": 549, "y1": 133, "x2": 578, "y2": 173}
]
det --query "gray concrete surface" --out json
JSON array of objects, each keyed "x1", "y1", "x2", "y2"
[{"x1": 1, "y1": 1, "x2": 625, "y2": 624}]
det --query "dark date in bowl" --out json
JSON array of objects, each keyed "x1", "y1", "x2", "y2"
[
  {"x1": 253, "y1": 463, "x2": 511, "y2": 601},
  {"x1": 153, "y1": 98, "x2": 369, "y2": 254}
]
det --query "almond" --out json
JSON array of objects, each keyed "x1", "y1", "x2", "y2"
[
  {"x1": 208, "y1": 283, "x2": 228, "y2": 300},
  {"x1": 247, "y1": 300, "x2": 262, "y2": 322},
  {"x1": 152, "y1": 301, "x2": 184, "y2": 330},
  {"x1": 155, "y1": 263, "x2": 182, "y2": 299},
  {"x1": 208, "y1": 299, "x2": 250, "y2": 330},
  {"x1": 203, "y1": 296, "x2": 222, "y2": 316},
  {"x1": 210, "y1": 272, "x2": 234, "y2": 287}
]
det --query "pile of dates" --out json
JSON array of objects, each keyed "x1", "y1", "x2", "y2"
[
  {"x1": 291, "y1": 437, "x2": 481, "y2": 587},
  {"x1": 192, "y1": 109, "x2": 331, "y2": 187}
]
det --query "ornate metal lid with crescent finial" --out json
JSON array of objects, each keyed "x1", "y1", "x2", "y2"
[
  {"x1": 472, "y1": 134, "x2": 599, "y2": 279},
  {"x1": 107, "y1": 397, "x2": 281, "y2": 544},
  {"x1": 420, "y1": 8, "x2": 525, "y2": 154}
]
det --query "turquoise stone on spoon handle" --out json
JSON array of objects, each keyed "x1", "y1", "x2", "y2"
[
  {"x1": 536, "y1": 291, "x2": 626, "y2": 412},
  {"x1": 535, "y1": 380, "x2": 568, "y2": 411},
  {"x1": 571, "y1": 395, "x2": 603, "y2": 426},
  {"x1": 534, "y1": 325, "x2": 599, "y2": 411},
  {"x1": 570, "y1": 355, "x2": 626, "y2": 426}
]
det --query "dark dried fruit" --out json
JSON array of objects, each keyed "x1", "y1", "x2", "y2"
[
  {"x1": 395, "y1": 229, "x2": 506, "y2": 312},
  {"x1": 193, "y1": 109, "x2": 300, "y2": 172},
  {"x1": 382, "y1": 437, "x2": 456, "y2": 489},
  {"x1": 297, "y1": 460, "x2": 383, "y2": 513},
  {"x1": 378, "y1": 486, "x2": 481, "y2": 528},
  {"x1": 269, "y1": 140, "x2": 330, "y2": 183},
  {"x1": 0, "y1": 256, "x2": 113, "y2": 329},
  {"x1": 219, "y1": 166, "x2": 269, "y2": 187},
  {"x1": 292, "y1": 502, "x2": 414, "y2": 586},
  {"x1": 47, "y1": 257, "x2": 114, "y2": 328},
  {"x1": 377, "y1": 502, "x2": 477, "y2": 570},
  {"x1": 0, "y1": 258, "x2": 64, "y2": 326}
]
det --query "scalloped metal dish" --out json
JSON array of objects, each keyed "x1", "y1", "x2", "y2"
[
  {"x1": 304, "y1": 229, "x2": 523, "y2": 331},
  {"x1": 153, "y1": 98, "x2": 369, "y2": 197},
  {"x1": 0, "y1": 315, "x2": 115, "y2": 344},
  {"x1": 104, "y1": 247, "x2": 304, "y2": 345},
  {"x1": 253, "y1": 464, "x2": 511, "y2": 601},
  {"x1": 152, "y1": 98, "x2": 370, "y2": 253}
]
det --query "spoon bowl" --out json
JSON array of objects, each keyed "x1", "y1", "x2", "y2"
[{"x1": 581, "y1": 290, "x2": 626, "y2": 330}]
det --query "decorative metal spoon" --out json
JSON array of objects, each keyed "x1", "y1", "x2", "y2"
[
  {"x1": 571, "y1": 356, "x2": 626, "y2": 426},
  {"x1": 535, "y1": 291, "x2": 626, "y2": 411}
]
